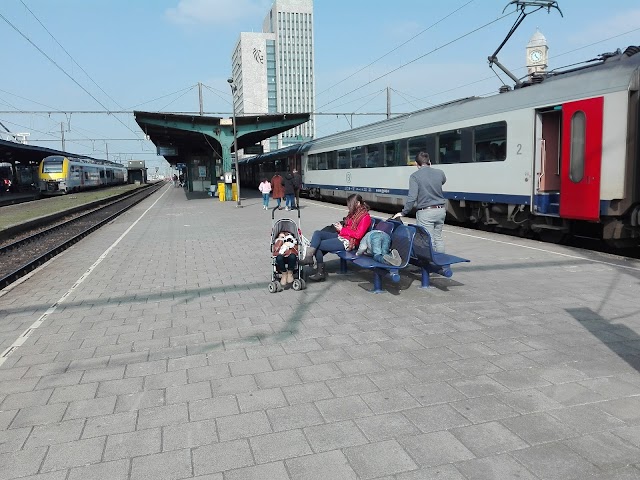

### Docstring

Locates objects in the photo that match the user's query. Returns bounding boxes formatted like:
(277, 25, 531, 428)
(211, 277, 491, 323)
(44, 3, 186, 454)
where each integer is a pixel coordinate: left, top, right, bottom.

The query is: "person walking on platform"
(258, 178, 272, 210)
(293, 168, 302, 209)
(271, 172, 285, 210)
(393, 151, 447, 253)
(172, 174, 178, 187)
(282, 171, 296, 211)
(300, 194, 371, 282)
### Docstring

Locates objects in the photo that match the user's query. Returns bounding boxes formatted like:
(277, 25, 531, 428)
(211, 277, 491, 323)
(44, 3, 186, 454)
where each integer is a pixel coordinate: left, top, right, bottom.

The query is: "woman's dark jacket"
(282, 173, 296, 195)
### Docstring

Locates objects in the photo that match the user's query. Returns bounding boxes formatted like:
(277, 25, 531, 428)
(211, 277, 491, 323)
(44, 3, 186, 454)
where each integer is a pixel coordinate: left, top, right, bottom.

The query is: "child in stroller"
(274, 231, 298, 284)
(269, 218, 307, 292)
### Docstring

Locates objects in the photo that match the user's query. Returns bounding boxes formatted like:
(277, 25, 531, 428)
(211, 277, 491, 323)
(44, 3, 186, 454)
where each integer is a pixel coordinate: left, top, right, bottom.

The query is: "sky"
(1, 0, 639, 176)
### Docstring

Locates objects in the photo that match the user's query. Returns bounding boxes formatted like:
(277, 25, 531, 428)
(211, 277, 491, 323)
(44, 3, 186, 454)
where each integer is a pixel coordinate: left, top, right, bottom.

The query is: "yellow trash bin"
(217, 182, 225, 201)
(232, 183, 238, 202)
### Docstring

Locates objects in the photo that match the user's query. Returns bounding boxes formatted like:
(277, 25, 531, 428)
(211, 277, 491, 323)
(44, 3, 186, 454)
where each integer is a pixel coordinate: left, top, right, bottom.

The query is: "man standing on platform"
(292, 168, 302, 209)
(393, 151, 447, 253)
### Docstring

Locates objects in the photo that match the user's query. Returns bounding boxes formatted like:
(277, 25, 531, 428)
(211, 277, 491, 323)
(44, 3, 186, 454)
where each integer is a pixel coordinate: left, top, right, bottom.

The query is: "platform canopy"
(133, 111, 310, 166)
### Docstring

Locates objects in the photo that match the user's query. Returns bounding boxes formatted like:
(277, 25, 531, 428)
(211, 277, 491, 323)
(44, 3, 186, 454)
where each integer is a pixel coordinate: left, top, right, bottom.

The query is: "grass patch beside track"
(0, 184, 145, 232)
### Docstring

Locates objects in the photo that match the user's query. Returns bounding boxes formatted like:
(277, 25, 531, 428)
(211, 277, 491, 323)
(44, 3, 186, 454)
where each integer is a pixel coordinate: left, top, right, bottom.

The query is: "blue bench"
(409, 224, 470, 288)
(331, 218, 470, 293)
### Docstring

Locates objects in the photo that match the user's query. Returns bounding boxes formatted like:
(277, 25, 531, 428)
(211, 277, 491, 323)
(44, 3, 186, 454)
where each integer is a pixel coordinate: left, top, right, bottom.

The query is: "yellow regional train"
(39, 155, 128, 194)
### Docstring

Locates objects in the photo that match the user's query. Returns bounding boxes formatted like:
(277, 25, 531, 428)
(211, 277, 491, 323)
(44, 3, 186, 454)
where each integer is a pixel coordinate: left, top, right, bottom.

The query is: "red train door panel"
(559, 97, 604, 221)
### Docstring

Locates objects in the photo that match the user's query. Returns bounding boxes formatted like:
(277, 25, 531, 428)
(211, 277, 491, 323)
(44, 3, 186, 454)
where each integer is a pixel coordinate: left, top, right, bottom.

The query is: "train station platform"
(1, 185, 640, 479)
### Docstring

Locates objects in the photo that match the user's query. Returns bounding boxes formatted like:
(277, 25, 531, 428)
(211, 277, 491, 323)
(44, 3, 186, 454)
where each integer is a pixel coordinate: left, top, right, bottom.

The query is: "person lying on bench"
(356, 221, 401, 266)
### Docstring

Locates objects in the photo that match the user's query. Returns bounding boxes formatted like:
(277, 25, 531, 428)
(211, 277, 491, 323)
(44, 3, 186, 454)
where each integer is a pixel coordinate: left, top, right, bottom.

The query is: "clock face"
(529, 49, 543, 63)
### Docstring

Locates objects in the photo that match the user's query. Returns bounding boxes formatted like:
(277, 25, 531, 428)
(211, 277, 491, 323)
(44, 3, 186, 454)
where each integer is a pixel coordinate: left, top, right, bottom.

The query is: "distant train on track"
(241, 45, 640, 247)
(39, 155, 128, 194)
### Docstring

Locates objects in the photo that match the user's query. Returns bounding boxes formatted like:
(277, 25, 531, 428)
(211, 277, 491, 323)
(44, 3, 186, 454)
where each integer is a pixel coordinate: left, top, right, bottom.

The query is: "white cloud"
(165, 0, 268, 26)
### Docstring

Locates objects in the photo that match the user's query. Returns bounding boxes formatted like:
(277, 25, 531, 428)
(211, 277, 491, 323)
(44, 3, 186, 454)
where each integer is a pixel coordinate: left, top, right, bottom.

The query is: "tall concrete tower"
(232, 0, 315, 152)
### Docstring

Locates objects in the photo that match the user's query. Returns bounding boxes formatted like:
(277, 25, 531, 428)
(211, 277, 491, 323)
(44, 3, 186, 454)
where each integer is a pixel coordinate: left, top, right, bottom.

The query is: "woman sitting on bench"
(300, 194, 371, 282)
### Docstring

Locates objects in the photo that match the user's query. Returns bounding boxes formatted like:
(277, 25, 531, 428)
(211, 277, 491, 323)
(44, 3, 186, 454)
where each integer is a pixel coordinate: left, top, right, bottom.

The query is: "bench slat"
(431, 252, 470, 266)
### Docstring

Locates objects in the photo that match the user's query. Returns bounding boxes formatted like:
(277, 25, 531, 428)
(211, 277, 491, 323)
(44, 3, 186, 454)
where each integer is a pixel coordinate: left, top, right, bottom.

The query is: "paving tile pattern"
(1, 188, 640, 479)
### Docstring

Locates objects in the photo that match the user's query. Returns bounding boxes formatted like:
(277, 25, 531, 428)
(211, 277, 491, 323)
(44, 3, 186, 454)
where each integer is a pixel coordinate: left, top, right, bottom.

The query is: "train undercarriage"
(448, 199, 640, 248)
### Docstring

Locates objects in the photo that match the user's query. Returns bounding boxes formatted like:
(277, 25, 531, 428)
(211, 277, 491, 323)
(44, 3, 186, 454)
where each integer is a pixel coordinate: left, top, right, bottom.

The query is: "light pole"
(227, 78, 242, 207)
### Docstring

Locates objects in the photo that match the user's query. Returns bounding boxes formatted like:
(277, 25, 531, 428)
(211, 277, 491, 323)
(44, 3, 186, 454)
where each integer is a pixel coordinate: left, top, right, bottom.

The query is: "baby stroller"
(268, 207, 308, 293)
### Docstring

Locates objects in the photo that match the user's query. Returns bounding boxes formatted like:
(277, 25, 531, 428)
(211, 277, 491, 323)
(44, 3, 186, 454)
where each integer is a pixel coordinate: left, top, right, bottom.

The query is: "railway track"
(0, 183, 165, 289)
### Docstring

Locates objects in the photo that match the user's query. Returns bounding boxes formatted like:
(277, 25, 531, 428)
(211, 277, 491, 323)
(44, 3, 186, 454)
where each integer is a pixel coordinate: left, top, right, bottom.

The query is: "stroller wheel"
(299, 279, 306, 290)
(292, 279, 302, 291)
(268, 281, 278, 293)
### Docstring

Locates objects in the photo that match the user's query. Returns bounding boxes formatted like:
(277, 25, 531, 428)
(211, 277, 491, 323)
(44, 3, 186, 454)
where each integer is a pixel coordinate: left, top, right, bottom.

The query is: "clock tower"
(526, 29, 548, 76)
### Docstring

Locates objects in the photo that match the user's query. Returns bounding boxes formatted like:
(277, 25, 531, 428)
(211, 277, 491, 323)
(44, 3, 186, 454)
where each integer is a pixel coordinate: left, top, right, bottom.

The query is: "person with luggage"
(393, 151, 447, 253)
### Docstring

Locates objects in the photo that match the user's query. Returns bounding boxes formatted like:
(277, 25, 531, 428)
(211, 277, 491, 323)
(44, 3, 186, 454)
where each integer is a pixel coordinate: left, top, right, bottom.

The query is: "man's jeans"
(285, 194, 295, 209)
(416, 207, 446, 253)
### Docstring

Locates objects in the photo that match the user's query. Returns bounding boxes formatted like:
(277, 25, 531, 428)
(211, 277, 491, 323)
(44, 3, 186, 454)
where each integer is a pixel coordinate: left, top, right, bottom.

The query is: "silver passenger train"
(242, 45, 640, 246)
(39, 155, 128, 194)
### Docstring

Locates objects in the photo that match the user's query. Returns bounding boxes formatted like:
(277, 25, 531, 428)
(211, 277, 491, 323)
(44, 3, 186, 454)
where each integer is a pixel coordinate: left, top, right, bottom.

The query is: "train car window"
(461, 128, 474, 163)
(408, 135, 427, 165)
(424, 135, 437, 164)
(569, 111, 586, 183)
(365, 144, 381, 168)
(318, 152, 328, 170)
(327, 151, 338, 170)
(350, 146, 364, 168)
(438, 130, 462, 164)
(474, 122, 507, 162)
(384, 141, 400, 167)
(308, 154, 317, 170)
(338, 149, 350, 169)
(407, 135, 436, 165)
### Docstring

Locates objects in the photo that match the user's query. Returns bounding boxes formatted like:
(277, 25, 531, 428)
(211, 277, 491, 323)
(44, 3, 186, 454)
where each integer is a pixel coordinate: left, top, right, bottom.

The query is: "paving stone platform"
(1, 184, 640, 480)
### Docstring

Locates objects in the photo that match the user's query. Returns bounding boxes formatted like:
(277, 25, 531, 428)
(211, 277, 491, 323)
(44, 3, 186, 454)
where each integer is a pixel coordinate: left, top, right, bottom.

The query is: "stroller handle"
(271, 205, 301, 221)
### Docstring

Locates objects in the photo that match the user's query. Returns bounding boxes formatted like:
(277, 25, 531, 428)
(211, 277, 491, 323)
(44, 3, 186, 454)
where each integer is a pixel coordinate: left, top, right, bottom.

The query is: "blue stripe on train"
(305, 183, 531, 205)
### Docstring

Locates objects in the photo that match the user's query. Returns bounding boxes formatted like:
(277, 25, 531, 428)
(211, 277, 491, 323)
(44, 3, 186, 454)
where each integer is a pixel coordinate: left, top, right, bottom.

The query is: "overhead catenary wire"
(0, 92, 97, 145)
(318, 10, 516, 111)
(316, 0, 476, 98)
(126, 84, 199, 110)
(0, 11, 140, 137)
(0, 117, 92, 150)
(19, 0, 125, 110)
(390, 25, 640, 110)
(156, 85, 197, 112)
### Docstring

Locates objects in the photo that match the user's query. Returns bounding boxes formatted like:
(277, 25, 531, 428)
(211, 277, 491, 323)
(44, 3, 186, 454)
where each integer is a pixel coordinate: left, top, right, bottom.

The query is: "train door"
(534, 108, 562, 214)
(559, 97, 604, 221)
